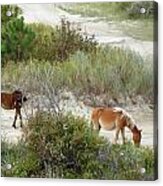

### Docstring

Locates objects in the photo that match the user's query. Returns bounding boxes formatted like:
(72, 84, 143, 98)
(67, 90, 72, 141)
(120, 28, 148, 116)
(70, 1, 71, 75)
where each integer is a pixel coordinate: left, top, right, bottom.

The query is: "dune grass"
(2, 46, 153, 104)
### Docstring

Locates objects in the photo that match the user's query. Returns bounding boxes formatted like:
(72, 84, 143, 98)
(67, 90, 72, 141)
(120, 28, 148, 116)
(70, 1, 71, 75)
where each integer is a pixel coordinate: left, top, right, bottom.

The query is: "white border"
(0, 0, 162, 186)
(0, 0, 155, 4)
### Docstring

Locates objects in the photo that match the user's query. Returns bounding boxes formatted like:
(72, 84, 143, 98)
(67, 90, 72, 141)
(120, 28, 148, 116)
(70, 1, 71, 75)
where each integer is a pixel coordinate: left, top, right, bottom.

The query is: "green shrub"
(2, 16, 35, 65)
(1, 141, 40, 177)
(2, 18, 97, 65)
(23, 111, 108, 178)
(1, 5, 22, 25)
(29, 19, 97, 62)
(104, 143, 155, 180)
(1, 112, 155, 180)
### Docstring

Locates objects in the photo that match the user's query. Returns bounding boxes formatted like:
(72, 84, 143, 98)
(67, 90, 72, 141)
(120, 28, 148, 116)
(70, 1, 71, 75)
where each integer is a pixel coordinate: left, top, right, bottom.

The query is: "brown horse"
(1, 90, 28, 128)
(91, 107, 142, 147)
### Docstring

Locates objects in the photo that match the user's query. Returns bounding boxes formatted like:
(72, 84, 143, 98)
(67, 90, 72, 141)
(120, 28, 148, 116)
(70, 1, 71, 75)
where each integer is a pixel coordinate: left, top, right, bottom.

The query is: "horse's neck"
(126, 117, 136, 131)
(128, 125, 135, 132)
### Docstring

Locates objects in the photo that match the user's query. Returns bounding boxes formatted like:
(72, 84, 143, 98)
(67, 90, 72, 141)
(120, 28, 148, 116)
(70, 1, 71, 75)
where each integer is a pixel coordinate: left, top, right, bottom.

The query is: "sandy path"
(18, 4, 153, 59)
(1, 109, 25, 144)
(1, 93, 154, 147)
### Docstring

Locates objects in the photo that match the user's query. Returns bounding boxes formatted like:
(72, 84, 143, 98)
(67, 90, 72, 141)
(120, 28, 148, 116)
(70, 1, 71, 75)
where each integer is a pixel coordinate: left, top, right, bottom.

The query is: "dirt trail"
(1, 93, 154, 147)
(18, 4, 153, 59)
(1, 109, 25, 144)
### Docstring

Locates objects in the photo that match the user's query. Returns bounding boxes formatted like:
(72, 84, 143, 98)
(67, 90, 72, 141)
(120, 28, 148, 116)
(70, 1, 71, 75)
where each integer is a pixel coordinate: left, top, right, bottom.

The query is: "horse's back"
(91, 107, 120, 123)
(1, 92, 14, 109)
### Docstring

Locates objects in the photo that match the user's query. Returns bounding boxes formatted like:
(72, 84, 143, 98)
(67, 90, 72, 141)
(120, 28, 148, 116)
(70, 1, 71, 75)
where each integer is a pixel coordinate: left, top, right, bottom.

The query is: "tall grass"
(2, 46, 153, 103)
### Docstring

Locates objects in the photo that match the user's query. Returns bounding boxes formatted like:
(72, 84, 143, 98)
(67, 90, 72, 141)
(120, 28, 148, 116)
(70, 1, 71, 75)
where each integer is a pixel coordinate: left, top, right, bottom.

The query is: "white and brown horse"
(91, 107, 142, 147)
(1, 90, 27, 128)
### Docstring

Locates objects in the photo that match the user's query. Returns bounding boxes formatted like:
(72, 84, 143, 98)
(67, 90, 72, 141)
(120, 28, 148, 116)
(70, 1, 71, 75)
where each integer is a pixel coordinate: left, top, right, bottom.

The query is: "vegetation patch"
(1, 112, 155, 180)
(2, 46, 153, 103)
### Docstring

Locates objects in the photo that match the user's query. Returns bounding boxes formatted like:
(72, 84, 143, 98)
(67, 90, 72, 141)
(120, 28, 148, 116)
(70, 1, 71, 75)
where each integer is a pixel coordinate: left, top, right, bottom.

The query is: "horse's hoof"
(12, 125, 16, 129)
(112, 140, 117, 145)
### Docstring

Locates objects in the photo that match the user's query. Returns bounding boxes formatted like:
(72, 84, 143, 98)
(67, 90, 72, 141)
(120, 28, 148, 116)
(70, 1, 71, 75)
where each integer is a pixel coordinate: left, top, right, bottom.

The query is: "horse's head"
(132, 126, 142, 147)
(13, 90, 28, 107)
(13, 90, 23, 103)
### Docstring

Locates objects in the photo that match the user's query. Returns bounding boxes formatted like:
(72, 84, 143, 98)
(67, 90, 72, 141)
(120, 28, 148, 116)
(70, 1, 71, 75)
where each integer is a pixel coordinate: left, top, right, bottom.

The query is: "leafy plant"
(2, 16, 35, 65)
(1, 141, 40, 177)
(29, 19, 97, 62)
(1, 112, 155, 180)
(23, 111, 107, 178)
(1, 5, 22, 25)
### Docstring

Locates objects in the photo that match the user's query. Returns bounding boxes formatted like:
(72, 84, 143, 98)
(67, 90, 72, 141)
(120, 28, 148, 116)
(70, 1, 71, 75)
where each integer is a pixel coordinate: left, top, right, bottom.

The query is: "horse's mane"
(13, 90, 22, 94)
(113, 107, 136, 129)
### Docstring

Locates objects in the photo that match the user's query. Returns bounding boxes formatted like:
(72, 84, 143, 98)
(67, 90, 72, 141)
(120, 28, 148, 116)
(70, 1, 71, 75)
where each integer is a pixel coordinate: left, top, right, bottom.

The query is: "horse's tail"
(96, 107, 105, 118)
(91, 107, 104, 130)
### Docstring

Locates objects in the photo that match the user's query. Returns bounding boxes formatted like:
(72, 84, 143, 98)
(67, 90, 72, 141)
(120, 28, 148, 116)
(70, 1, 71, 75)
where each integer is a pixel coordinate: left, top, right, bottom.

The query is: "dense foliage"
(1, 5, 22, 25)
(29, 20, 97, 62)
(2, 17, 35, 64)
(2, 5, 97, 65)
(1, 5, 35, 65)
(1, 112, 154, 180)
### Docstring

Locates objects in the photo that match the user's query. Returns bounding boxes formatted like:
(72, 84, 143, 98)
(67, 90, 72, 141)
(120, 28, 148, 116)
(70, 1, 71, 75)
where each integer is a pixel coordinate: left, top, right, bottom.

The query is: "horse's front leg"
(12, 111, 18, 129)
(113, 127, 120, 144)
(18, 109, 23, 128)
(121, 128, 126, 144)
(91, 121, 101, 133)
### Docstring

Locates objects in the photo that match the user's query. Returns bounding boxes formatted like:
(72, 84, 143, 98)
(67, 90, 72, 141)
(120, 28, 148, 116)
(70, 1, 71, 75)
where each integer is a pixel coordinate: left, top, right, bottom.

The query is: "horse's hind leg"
(121, 128, 126, 144)
(113, 127, 120, 144)
(20, 113, 23, 128)
(92, 121, 101, 132)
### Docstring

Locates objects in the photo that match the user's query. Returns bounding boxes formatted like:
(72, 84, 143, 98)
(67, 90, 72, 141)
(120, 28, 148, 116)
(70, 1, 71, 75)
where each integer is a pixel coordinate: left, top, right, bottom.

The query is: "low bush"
(23, 111, 108, 178)
(1, 141, 40, 177)
(29, 20, 97, 62)
(1, 112, 155, 180)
